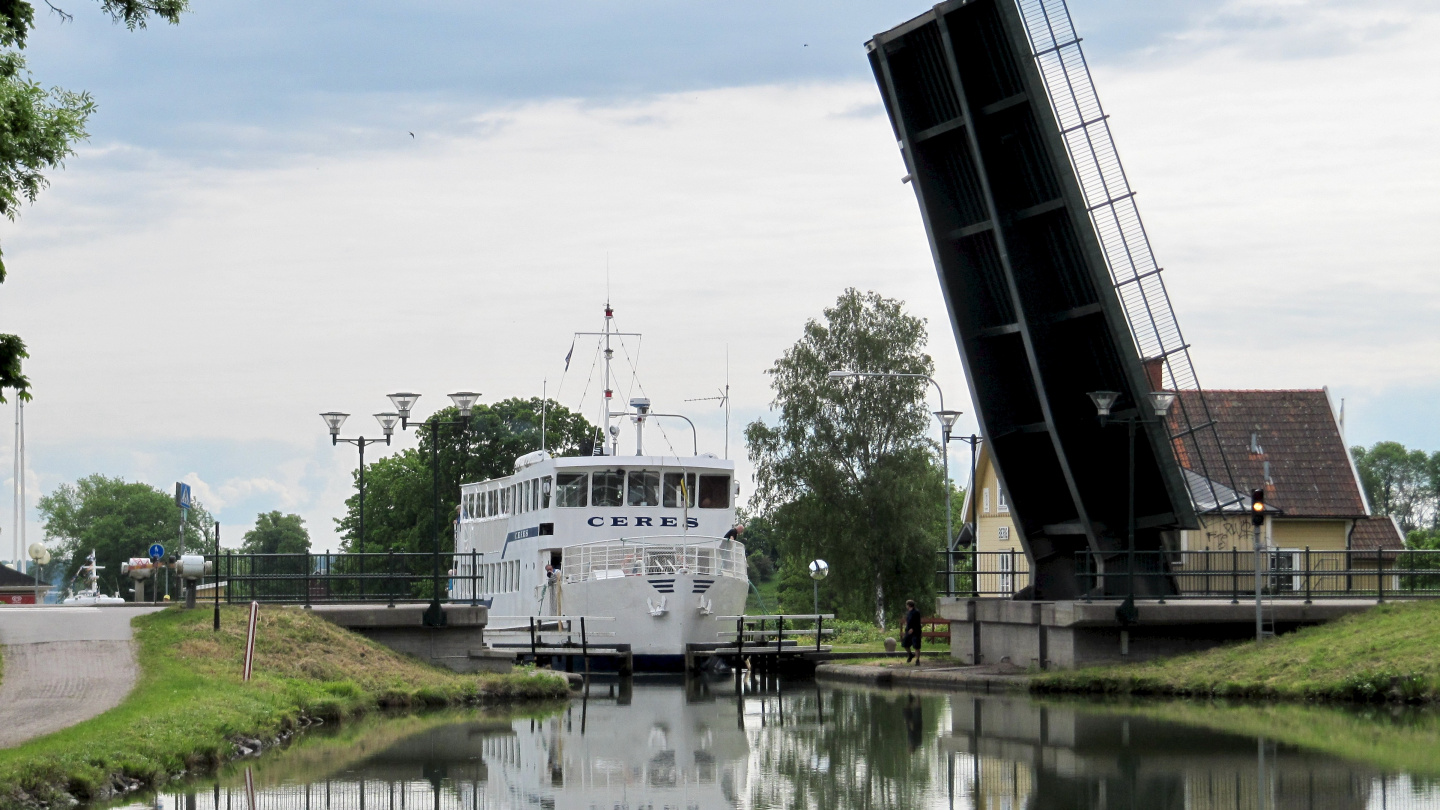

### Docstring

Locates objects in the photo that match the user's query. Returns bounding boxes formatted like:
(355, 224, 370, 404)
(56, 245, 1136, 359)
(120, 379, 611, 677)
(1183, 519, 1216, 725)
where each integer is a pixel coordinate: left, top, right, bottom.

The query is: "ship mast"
(573, 302, 640, 457)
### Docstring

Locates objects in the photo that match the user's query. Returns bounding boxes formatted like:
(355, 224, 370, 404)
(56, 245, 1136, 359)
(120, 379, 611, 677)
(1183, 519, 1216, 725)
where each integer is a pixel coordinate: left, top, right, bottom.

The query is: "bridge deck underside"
(868, 0, 1197, 599)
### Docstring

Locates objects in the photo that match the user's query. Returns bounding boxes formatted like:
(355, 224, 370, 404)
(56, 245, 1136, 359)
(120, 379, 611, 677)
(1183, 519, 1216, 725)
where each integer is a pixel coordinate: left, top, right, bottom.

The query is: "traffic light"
(1250, 488, 1266, 527)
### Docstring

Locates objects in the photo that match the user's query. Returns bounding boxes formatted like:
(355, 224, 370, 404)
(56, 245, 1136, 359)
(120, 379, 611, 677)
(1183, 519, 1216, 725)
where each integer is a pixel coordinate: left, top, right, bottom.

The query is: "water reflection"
(122, 678, 1439, 810)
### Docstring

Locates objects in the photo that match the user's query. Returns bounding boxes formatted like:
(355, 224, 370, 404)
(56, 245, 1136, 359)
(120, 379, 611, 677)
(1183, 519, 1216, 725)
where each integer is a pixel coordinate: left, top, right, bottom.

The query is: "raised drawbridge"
(867, 0, 1243, 599)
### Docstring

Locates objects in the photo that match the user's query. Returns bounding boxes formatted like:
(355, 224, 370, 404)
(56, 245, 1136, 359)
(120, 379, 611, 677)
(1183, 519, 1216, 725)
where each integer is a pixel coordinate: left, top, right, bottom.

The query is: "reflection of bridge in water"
(942, 695, 1434, 810)
(137, 682, 1436, 810)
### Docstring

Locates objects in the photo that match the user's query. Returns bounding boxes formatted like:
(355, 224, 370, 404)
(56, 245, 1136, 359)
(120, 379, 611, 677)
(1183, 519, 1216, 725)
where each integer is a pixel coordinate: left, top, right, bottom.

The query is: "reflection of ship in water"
(943, 695, 1401, 810)
(130, 684, 1436, 810)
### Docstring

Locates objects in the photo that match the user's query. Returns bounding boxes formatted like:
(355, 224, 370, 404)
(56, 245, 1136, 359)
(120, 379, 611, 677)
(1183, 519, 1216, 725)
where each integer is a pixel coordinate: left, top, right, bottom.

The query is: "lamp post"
(1086, 389, 1177, 618)
(388, 391, 481, 628)
(953, 433, 982, 597)
(322, 411, 400, 601)
(827, 370, 963, 567)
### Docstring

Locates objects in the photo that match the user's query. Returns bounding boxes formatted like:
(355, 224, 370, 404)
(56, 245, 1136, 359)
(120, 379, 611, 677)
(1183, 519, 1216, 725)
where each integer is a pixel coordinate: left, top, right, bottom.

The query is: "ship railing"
(562, 536, 748, 584)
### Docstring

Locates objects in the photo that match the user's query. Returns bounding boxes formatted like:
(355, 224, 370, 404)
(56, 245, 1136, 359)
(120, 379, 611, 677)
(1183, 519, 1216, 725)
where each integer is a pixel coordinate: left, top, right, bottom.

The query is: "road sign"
(149, 544, 165, 560)
(175, 482, 192, 510)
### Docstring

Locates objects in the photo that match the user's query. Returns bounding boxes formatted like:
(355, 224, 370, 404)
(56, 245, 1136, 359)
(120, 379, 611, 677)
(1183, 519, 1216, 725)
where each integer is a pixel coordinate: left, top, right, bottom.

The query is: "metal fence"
(938, 549, 1440, 600)
(561, 536, 746, 585)
(212, 550, 486, 606)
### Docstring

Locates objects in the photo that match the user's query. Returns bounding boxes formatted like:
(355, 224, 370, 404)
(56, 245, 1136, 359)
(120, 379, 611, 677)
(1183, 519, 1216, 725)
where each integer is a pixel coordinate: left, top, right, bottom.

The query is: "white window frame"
(997, 485, 1008, 513)
(983, 487, 990, 514)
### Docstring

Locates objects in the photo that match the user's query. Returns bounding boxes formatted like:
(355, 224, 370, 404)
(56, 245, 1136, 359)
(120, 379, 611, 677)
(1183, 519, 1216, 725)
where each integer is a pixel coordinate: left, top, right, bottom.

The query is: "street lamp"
(388, 390, 480, 627)
(321, 411, 400, 601)
(1087, 389, 1177, 618)
(828, 370, 963, 565)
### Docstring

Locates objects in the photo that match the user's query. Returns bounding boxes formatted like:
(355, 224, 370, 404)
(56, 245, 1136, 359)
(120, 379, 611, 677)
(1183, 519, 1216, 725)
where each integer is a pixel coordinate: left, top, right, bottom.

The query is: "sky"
(1, 0, 1437, 558)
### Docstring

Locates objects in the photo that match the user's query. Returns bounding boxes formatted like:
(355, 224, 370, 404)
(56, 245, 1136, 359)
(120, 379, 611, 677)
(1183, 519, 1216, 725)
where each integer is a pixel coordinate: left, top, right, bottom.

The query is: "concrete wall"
(939, 597, 1378, 669)
(308, 604, 513, 673)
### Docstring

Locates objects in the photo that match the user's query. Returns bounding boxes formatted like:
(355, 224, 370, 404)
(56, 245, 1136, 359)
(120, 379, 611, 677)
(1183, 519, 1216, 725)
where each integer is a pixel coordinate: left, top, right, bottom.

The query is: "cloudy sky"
(2, 0, 1436, 557)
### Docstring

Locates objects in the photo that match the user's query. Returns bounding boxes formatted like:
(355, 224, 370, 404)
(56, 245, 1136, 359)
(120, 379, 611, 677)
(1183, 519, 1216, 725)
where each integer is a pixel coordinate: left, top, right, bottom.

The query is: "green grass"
(1034, 601, 1440, 703)
(0, 605, 569, 808)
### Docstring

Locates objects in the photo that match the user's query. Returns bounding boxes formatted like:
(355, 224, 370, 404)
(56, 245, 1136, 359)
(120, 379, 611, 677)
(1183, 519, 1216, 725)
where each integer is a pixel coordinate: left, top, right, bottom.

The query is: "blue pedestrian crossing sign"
(174, 482, 192, 510)
(149, 544, 165, 560)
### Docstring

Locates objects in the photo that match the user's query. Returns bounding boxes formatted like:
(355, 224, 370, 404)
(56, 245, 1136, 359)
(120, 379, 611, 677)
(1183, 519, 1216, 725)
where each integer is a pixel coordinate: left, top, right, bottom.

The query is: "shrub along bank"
(1033, 601, 1440, 703)
(0, 605, 569, 808)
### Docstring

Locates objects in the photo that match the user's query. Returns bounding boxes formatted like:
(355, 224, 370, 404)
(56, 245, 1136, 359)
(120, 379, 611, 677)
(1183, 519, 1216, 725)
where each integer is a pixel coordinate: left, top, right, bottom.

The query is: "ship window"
(541, 476, 553, 509)
(487, 490, 496, 517)
(592, 471, 624, 507)
(627, 470, 660, 506)
(663, 473, 696, 508)
(532, 479, 540, 511)
(556, 474, 587, 507)
(523, 480, 533, 513)
(698, 475, 731, 509)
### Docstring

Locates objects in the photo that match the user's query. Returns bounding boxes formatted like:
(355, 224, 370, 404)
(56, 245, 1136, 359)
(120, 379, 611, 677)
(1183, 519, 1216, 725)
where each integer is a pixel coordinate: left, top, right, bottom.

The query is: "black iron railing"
(210, 550, 490, 605)
(938, 548, 1440, 600)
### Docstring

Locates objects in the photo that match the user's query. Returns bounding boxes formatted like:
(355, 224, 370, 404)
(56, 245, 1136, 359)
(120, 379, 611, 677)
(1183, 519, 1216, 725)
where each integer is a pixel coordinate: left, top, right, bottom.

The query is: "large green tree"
(1352, 441, 1437, 534)
(37, 474, 211, 595)
(335, 397, 594, 555)
(0, 0, 187, 400)
(240, 511, 310, 554)
(746, 289, 946, 627)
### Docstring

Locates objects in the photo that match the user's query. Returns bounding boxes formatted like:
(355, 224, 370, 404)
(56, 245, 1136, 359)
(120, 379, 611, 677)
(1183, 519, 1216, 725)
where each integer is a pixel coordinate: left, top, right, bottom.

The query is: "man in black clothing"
(902, 599, 922, 664)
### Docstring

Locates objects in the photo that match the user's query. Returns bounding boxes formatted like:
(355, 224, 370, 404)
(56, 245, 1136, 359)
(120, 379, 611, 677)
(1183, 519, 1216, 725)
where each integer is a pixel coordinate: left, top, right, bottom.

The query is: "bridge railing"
(938, 548, 1440, 600)
(210, 550, 485, 605)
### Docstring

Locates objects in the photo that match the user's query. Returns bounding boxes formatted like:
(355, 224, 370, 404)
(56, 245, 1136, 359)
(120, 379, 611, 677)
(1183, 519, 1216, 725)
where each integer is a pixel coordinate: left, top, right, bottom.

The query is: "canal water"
(120, 677, 1440, 809)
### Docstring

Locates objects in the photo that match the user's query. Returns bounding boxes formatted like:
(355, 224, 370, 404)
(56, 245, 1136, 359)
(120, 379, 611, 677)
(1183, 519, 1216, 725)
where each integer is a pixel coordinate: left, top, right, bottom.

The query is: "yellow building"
(965, 388, 1402, 598)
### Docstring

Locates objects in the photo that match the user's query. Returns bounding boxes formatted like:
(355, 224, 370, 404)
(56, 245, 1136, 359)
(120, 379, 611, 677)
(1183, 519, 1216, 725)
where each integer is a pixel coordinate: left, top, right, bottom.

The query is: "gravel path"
(0, 606, 166, 748)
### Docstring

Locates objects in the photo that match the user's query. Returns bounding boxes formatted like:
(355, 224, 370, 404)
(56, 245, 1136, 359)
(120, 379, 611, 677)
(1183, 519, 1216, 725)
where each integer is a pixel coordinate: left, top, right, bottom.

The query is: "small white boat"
(61, 550, 126, 606)
(452, 302, 748, 670)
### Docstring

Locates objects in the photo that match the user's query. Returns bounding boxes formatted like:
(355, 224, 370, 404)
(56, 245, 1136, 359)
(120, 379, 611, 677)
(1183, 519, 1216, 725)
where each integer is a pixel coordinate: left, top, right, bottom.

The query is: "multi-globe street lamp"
(387, 391, 481, 627)
(1085, 389, 1177, 616)
(321, 410, 400, 599)
(827, 370, 964, 567)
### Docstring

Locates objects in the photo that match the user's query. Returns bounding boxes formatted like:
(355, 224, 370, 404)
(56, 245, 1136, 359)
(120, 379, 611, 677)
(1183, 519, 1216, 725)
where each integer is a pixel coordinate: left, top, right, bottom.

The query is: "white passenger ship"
(451, 304, 747, 669)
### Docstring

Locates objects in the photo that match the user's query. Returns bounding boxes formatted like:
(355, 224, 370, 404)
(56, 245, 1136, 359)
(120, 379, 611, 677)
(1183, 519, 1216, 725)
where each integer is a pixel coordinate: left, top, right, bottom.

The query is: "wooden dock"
(686, 614, 835, 673)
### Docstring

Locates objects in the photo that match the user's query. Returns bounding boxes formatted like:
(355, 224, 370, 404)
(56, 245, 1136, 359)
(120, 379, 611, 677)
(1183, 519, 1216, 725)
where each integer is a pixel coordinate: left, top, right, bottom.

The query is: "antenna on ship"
(685, 345, 730, 459)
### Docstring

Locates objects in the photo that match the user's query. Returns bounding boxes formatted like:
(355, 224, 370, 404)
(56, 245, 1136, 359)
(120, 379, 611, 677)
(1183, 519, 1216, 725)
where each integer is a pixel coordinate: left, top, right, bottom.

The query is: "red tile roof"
(1350, 515, 1405, 552)
(1172, 390, 1367, 518)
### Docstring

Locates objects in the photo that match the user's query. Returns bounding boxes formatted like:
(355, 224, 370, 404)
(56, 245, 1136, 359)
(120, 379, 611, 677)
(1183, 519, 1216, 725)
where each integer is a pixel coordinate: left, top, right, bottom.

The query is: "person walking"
(902, 599, 923, 664)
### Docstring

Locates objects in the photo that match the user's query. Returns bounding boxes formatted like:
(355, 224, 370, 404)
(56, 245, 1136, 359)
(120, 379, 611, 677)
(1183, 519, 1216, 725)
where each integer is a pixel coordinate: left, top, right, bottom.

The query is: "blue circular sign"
(148, 544, 165, 560)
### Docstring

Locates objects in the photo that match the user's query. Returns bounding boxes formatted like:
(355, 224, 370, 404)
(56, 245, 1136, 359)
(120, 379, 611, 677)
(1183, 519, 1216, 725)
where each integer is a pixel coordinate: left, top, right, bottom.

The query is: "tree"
(37, 474, 211, 595)
(240, 511, 310, 554)
(0, 0, 188, 401)
(1352, 441, 1434, 533)
(335, 398, 594, 555)
(746, 289, 946, 628)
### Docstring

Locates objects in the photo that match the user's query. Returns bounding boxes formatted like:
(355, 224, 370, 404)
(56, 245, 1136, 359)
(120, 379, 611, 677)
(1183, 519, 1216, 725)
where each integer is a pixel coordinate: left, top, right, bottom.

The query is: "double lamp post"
(323, 390, 480, 627)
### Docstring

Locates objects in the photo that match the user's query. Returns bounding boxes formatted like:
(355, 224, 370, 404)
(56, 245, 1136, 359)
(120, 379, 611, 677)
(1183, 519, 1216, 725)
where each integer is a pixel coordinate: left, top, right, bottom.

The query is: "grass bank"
(1034, 601, 1440, 703)
(0, 605, 569, 808)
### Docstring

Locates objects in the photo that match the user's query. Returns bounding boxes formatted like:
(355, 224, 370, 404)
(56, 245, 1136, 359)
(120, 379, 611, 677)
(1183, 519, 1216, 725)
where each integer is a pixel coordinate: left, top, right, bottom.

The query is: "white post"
(244, 601, 260, 681)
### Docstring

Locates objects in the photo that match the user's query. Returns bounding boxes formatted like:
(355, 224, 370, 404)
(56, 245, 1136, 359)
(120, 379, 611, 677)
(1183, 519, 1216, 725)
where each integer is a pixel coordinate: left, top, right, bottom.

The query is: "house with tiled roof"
(1170, 389, 1402, 555)
(967, 388, 1403, 596)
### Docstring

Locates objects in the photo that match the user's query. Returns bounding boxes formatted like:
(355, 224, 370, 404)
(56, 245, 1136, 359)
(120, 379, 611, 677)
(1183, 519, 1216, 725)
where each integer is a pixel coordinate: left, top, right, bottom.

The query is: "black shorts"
(902, 631, 921, 649)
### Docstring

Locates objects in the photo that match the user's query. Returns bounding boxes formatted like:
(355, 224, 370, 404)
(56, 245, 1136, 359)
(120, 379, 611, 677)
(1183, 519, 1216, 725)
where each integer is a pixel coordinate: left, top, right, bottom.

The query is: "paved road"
(0, 606, 166, 748)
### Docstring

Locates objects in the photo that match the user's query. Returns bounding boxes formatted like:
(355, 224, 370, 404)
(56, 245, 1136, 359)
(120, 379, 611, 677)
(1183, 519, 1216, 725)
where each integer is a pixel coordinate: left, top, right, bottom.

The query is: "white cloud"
(2, 0, 1438, 553)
